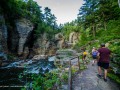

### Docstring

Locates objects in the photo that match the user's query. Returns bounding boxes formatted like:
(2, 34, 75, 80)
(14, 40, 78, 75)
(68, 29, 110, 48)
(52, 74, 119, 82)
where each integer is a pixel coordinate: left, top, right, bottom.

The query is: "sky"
(34, 0, 84, 25)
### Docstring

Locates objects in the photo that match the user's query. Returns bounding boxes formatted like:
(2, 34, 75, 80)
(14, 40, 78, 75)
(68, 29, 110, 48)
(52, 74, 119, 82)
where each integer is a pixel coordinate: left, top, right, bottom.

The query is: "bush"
(108, 73, 120, 84)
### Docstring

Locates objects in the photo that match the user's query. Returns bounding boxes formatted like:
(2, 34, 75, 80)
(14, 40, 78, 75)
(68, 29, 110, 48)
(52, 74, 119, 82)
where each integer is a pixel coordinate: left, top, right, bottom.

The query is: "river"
(0, 56, 56, 90)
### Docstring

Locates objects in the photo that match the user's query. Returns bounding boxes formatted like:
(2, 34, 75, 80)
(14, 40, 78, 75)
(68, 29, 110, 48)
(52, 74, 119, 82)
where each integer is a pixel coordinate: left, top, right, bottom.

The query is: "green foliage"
(60, 22, 80, 40)
(75, 19, 120, 49)
(21, 70, 61, 90)
(0, 0, 59, 40)
(108, 73, 120, 84)
(75, 29, 89, 47)
(32, 75, 44, 90)
(44, 71, 60, 90)
(108, 40, 120, 67)
(34, 6, 59, 39)
(7, 53, 16, 60)
(94, 20, 120, 43)
(77, 0, 120, 37)
(0, 0, 23, 19)
(26, 0, 42, 23)
(61, 73, 68, 83)
(72, 0, 120, 84)
(80, 31, 88, 45)
(71, 66, 78, 74)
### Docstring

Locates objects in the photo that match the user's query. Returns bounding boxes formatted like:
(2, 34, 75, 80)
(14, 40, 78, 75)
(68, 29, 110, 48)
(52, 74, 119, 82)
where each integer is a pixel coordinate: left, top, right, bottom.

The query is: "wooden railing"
(68, 56, 80, 90)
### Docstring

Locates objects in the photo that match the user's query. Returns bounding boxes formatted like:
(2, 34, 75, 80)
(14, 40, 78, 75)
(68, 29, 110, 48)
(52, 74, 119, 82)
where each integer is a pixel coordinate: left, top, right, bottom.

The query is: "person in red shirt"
(97, 43, 111, 82)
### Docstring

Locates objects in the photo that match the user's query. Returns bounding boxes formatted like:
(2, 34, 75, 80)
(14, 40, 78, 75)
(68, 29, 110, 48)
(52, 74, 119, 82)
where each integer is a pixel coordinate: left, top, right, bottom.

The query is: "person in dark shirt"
(97, 43, 111, 82)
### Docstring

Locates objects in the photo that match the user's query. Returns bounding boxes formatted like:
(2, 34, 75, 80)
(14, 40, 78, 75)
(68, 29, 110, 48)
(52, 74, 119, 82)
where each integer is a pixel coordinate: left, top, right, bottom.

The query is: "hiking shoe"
(97, 74, 102, 78)
(104, 78, 107, 82)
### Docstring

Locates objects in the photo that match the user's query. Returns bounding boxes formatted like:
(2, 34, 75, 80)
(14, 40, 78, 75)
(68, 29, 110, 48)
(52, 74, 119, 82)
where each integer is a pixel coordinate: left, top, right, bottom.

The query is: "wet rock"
(55, 33, 66, 49)
(23, 47, 29, 59)
(32, 55, 48, 60)
(0, 52, 7, 60)
(15, 18, 33, 55)
(33, 33, 57, 56)
(0, 14, 8, 52)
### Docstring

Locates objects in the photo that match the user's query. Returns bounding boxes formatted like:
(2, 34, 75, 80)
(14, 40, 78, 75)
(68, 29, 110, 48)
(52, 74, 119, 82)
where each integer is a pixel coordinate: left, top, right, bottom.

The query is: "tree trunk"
(102, 12, 107, 30)
(104, 21, 107, 30)
(96, 24, 98, 31)
(92, 23, 96, 39)
(118, 0, 120, 8)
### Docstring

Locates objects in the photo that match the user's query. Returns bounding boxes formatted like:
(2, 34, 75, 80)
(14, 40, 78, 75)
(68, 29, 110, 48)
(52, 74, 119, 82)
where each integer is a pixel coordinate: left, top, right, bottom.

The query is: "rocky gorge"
(0, 13, 80, 89)
(0, 13, 80, 66)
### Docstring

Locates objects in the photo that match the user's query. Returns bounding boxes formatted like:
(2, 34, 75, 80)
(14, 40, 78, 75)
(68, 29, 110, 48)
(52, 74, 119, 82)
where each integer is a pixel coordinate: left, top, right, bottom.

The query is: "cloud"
(34, 0, 84, 24)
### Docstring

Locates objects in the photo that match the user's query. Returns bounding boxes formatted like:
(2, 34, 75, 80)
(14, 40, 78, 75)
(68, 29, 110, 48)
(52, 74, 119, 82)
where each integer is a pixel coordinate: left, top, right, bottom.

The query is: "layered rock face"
(33, 33, 57, 56)
(69, 32, 79, 45)
(0, 14, 8, 62)
(55, 33, 66, 49)
(15, 18, 33, 55)
(1, 15, 80, 59)
(0, 15, 61, 59)
(33, 33, 47, 55)
(0, 16, 34, 59)
(33, 32, 69, 56)
(0, 14, 8, 52)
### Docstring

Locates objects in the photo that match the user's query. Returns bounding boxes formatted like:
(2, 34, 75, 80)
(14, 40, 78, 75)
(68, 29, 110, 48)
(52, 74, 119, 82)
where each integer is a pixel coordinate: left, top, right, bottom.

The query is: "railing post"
(68, 60, 72, 90)
(68, 56, 80, 90)
(78, 56, 80, 70)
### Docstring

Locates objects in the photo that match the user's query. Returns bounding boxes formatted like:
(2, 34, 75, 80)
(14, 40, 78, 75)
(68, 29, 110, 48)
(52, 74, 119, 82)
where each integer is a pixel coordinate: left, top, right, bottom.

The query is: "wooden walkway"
(72, 61, 120, 90)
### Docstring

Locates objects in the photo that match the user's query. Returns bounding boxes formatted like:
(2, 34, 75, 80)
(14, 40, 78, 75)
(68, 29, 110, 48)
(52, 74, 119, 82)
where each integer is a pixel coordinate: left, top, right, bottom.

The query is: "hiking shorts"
(92, 55, 97, 59)
(82, 55, 86, 60)
(97, 62, 109, 69)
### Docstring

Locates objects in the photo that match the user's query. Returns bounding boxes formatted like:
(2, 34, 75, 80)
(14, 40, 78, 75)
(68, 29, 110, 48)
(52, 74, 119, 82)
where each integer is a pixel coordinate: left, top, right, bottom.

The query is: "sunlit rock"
(55, 33, 66, 49)
(15, 18, 33, 55)
(32, 55, 48, 60)
(69, 32, 79, 45)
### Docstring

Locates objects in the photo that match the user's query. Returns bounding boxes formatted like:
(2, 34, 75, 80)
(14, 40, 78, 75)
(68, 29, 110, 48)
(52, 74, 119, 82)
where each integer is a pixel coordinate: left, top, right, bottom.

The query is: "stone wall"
(0, 14, 8, 52)
(69, 32, 79, 45)
(15, 18, 33, 55)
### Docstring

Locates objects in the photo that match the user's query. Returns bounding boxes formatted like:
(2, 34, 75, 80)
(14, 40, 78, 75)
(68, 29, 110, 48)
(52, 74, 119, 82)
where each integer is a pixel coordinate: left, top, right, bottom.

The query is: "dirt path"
(72, 61, 120, 90)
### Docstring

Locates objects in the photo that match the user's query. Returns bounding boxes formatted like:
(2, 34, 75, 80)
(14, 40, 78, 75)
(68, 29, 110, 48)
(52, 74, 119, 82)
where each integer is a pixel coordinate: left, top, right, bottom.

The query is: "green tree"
(26, 0, 43, 24)
(43, 7, 58, 39)
(78, 0, 99, 38)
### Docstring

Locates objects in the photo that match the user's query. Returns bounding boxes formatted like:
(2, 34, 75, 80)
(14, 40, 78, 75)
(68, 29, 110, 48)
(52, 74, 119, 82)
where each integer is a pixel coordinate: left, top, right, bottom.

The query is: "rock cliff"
(0, 14, 8, 52)
(15, 18, 33, 55)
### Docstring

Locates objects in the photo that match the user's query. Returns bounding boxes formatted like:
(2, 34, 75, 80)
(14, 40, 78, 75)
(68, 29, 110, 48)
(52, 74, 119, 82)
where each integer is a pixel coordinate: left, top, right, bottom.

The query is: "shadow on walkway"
(72, 61, 120, 90)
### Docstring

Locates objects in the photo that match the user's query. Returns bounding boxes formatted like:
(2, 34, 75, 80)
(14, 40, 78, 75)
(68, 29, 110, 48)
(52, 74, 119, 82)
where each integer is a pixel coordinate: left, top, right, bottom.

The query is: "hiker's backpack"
(83, 52, 87, 55)
(92, 51, 98, 56)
